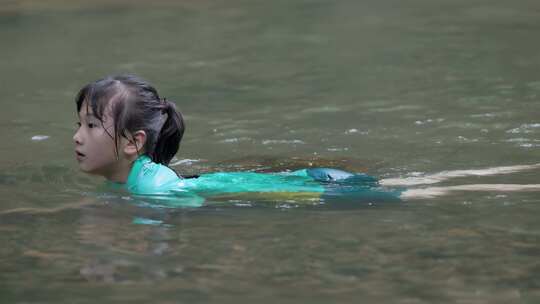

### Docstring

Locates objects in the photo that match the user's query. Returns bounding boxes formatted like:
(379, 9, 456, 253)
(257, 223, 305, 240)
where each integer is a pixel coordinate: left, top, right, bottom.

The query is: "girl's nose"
(73, 129, 82, 145)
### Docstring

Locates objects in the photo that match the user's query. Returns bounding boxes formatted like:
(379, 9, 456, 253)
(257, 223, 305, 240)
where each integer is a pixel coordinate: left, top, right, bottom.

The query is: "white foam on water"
(505, 138, 530, 142)
(368, 104, 422, 113)
(470, 113, 496, 118)
(380, 163, 540, 186)
(301, 106, 342, 113)
(506, 123, 540, 134)
(169, 159, 202, 166)
(31, 135, 49, 141)
(414, 118, 445, 126)
(401, 184, 540, 200)
(220, 137, 252, 143)
(344, 128, 369, 135)
(456, 136, 479, 143)
(327, 147, 349, 152)
(262, 139, 305, 145)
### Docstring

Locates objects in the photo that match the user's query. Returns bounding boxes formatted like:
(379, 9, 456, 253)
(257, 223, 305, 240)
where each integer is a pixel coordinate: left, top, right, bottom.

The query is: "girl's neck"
(104, 157, 137, 183)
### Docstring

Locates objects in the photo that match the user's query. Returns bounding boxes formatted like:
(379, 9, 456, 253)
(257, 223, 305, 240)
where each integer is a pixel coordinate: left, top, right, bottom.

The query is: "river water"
(1, 0, 540, 303)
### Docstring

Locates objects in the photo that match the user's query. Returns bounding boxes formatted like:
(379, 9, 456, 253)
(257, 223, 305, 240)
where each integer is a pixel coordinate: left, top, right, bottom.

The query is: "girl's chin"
(78, 167, 95, 174)
(77, 163, 99, 175)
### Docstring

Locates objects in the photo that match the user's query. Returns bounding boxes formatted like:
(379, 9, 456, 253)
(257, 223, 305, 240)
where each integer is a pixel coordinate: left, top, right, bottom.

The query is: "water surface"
(1, 0, 540, 302)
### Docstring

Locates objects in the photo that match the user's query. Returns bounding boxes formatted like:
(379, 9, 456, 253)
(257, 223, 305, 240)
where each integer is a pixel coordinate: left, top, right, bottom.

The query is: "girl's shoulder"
(126, 155, 181, 195)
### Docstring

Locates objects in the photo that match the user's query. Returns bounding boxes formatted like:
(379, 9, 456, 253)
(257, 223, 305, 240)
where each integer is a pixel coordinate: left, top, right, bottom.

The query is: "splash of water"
(380, 163, 540, 187)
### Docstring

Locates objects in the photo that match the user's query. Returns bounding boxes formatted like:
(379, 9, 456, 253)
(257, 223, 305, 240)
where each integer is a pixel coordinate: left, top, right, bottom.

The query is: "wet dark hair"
(75, 74, 184, 165)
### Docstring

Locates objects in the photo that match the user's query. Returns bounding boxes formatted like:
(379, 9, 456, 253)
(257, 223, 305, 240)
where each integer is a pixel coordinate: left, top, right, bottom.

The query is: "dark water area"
(1, 0, 540, 303)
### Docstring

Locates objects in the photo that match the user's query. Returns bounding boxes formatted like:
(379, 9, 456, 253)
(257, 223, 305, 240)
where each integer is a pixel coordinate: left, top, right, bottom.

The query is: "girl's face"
(73, 101, 125, 180)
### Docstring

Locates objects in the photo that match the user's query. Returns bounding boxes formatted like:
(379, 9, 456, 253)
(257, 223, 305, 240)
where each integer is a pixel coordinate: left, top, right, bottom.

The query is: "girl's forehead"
(78, 101, 94, 116)
(78, 101, 91, 115)
(78, 99, 114, 120)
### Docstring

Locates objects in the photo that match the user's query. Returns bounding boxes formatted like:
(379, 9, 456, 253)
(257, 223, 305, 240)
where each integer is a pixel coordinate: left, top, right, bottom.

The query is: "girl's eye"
(88, 123, 97, 129)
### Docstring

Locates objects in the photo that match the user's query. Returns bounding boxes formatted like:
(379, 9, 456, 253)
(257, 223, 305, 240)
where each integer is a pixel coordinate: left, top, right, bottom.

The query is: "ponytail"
(152, 99, 185, 165)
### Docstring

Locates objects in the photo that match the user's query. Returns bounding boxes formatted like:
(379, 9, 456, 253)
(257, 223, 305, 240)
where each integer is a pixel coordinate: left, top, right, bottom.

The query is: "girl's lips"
(75, 151, 86, 160)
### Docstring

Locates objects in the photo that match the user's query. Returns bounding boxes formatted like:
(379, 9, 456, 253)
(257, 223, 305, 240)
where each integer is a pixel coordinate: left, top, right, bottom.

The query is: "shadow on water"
(172, 155, 381, 175)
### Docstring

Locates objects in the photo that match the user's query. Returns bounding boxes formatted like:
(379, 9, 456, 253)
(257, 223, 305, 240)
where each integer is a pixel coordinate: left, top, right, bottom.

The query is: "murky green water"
(2, 0, 540, 302)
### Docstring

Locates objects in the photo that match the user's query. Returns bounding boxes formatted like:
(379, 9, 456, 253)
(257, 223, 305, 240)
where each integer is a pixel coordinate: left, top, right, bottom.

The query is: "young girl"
(73, 74, 540, 206)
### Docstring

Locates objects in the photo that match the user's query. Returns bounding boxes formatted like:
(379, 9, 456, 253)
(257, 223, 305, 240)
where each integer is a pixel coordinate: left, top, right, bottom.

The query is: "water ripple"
(506, 123, 540, 134)
(262, 139, 305, 145)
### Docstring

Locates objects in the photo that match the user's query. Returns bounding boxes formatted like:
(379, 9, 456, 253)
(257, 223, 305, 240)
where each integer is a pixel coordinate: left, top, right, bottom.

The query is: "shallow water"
(2, 0, 540, 302)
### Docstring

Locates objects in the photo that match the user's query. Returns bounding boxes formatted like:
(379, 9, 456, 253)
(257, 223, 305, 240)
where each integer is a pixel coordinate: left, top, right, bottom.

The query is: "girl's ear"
(124, 130, 147, 158)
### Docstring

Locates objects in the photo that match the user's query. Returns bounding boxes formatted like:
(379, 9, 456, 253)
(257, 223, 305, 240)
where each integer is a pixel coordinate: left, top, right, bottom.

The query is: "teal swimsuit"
(111, 155, 402, 207)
